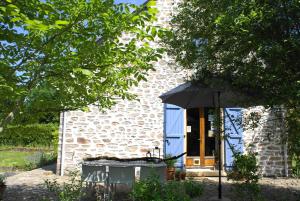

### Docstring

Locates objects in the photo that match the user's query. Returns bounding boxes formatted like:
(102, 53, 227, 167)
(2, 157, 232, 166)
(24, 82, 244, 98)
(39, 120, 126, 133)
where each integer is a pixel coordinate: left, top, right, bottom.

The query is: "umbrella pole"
(217, 91, 222, 199)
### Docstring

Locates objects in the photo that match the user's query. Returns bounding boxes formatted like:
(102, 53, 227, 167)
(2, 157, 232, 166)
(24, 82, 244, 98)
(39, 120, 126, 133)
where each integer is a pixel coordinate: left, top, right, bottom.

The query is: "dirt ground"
(195, 177, 300, 201)
(0, 165, 299, 201)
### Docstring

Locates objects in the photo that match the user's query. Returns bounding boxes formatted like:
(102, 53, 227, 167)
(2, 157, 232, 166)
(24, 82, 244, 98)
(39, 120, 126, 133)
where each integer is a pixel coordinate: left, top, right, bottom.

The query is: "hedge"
(0, 124, 59, 147)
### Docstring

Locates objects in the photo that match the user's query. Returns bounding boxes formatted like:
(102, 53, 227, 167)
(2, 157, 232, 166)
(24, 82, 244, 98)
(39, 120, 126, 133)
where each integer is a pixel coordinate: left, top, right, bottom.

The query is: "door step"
(186, 169, 227, 177)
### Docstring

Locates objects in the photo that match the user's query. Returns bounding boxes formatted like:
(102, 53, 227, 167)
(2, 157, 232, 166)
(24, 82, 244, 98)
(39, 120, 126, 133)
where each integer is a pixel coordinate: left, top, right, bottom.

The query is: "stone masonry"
(56, 0, 186, 174)
(243, 107, 290, 176)
(56, 0, 289, 177)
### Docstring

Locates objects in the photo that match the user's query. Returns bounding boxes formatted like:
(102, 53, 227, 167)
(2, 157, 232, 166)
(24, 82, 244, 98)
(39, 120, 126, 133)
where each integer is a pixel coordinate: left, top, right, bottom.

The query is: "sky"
(114, 0, 147, 5)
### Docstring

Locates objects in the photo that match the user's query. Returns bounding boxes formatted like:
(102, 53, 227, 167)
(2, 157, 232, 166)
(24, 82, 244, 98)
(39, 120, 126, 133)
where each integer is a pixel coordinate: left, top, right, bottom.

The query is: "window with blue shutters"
(224, 108, 244, 170)
(164, 104, 184, 168)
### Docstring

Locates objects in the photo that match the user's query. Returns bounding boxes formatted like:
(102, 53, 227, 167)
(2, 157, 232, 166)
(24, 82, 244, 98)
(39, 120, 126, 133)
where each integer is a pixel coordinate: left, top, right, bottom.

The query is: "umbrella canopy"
(159, 80, 260, 200)
(159, 81, 258, 108)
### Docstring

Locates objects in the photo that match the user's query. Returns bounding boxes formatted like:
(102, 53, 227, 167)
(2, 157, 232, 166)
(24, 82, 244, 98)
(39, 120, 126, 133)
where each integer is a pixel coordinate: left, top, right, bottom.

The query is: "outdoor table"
(82, 159, 166, 200)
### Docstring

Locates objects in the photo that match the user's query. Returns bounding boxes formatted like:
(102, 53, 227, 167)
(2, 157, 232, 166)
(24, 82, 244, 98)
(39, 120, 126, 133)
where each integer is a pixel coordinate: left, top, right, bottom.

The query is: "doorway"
(186, 108, 216, 167)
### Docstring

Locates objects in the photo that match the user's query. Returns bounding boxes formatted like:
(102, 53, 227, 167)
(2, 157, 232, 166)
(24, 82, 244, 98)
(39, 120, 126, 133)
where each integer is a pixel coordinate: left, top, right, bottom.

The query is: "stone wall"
(56, 0, 186, 174)
(56, 0, 290, 177)
(243, 107, 290, 176)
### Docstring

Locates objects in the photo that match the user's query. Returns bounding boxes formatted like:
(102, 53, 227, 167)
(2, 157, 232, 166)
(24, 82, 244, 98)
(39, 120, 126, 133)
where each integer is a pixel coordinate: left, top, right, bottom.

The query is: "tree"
(0, 0, 163, 127)
(166, 0, 300, 108)
(166, 0, 300, 173)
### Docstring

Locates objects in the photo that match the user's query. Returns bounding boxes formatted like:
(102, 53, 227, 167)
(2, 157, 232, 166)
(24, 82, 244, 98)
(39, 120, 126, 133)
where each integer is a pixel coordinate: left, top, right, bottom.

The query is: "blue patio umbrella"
(159, 80, 259, 200)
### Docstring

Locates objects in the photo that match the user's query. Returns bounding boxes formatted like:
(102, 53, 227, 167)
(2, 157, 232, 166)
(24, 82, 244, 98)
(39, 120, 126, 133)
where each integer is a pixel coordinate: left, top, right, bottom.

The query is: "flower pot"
(166, 167, 175, 180)
(180, 172, 186, 180)
(175, 171, 181, 181)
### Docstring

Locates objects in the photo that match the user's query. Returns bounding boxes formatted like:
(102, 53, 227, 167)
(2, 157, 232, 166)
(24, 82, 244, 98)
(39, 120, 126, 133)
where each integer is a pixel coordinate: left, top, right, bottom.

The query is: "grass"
(0, 151, 33, 168)
(0, 145, 54, 151)
(0, 146, 57, 171)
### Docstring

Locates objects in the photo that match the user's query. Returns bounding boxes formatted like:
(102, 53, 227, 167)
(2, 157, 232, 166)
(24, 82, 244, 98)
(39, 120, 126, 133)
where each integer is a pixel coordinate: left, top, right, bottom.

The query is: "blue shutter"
(164, 104, 184, 168)
(224, 108, 244, 170)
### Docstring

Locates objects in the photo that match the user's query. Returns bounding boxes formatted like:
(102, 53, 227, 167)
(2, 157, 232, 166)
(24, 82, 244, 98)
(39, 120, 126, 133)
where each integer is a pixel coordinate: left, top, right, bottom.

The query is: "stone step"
(186, 169, 227, 177)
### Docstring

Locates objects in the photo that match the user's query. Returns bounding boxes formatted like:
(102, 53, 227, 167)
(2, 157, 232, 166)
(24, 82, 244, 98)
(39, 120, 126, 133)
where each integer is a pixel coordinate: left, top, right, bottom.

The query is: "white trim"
(220, 109, 225, 170)
(60, 112, 67, 176)
(183, 109, 187, 167)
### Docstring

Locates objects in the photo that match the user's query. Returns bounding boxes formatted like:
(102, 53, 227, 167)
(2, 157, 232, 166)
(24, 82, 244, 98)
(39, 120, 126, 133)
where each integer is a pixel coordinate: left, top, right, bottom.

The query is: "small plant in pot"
(180, 168, 186, 180)
(175, 168, 187, 181)
(165, 154, 176, 180)
(0, 174, 6, 199)
(175, 169, 181, 181)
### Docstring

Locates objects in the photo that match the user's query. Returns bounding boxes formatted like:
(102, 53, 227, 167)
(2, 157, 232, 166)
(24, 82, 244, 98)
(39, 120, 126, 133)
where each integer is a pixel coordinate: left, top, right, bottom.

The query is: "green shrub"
(130, 175, 163, 201)
(25, 151, 57, 170)
(227, 152, 264, 201)
(130, 176, 203, 201)
(292, 157, 300, 178)
(0, 124, 58, 147)
(0, 174, 6, 187)
(227, 152, 259, 183)
(164, 181, 190, 201)
(183, 180, 203, 198)
(44, 171, 85, 201)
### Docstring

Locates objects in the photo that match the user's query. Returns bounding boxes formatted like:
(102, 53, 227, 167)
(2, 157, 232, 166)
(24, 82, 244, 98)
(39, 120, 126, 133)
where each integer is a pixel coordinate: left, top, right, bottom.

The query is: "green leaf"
(73, 68, 93, 77)
(151, 27, 157, 37)
(146, 0, 156, 7)
(55, 20, 69, 25)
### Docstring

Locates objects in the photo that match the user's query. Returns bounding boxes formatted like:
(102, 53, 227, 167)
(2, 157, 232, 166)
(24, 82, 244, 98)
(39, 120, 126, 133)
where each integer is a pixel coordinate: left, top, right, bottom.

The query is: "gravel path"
(1, 166, 299, 201)
(195, 177, 300, 201)
(1, 164, 69, 201)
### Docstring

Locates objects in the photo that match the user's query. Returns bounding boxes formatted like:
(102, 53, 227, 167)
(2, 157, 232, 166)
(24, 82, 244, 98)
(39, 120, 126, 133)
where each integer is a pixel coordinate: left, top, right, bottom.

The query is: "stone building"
(56, 0, 290, 177)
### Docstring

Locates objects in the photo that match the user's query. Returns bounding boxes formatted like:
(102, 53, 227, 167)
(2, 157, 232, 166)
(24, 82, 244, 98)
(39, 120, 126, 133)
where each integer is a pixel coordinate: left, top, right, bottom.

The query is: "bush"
(44, 171, 85, 201)
(183, 180, 203, 198)
(227, 152, 264, 201)
(292, 157, 300, 178)
(25, 151, 57, 170)
(227, 152, 259, 183)
(0, 124, 58, 147)
(130, 176, 203, 201)
(0, 174, 6, 187)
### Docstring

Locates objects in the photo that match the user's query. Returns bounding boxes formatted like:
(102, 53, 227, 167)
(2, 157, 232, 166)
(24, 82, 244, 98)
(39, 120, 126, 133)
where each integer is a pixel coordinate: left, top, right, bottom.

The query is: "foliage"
(166, 0, 300, 108)
(0, 174, 6, 187)
(164, 154, 177, 168)
(234, 182, 264, 201)
(227, 152, 260, 183)
(182, 179, 203, 198)
(130, 175, 164, 201)
(0, 124, 58, 147)
(25, 151, 57, 170)
(44, 171, 85, 201)
(0, 0, 165, 127)
(292, 158, 300, 178)
(287, 109, 300, 177)
(13, 111, 60, 125)
(130, 176, 203, 201)
(227, 152, 264, 201)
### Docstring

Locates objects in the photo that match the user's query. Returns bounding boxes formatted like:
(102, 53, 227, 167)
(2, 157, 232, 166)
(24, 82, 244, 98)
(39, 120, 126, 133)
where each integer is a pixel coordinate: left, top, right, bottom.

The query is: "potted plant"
(175, 169, 181, 181)
(175, 168, 186, 181)
(180, 168, 186, 180)
(165, 154, 176, 180)
(0, 174, 6, 199)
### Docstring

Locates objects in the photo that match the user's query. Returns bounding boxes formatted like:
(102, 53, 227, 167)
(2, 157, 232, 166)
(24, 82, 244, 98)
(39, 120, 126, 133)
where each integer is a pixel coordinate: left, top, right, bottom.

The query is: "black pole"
(217, 91, 222, 199)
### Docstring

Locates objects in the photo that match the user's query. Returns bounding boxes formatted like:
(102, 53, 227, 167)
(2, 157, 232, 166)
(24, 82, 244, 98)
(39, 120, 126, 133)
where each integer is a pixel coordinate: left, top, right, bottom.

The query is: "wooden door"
(186, 108, 216, 167)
